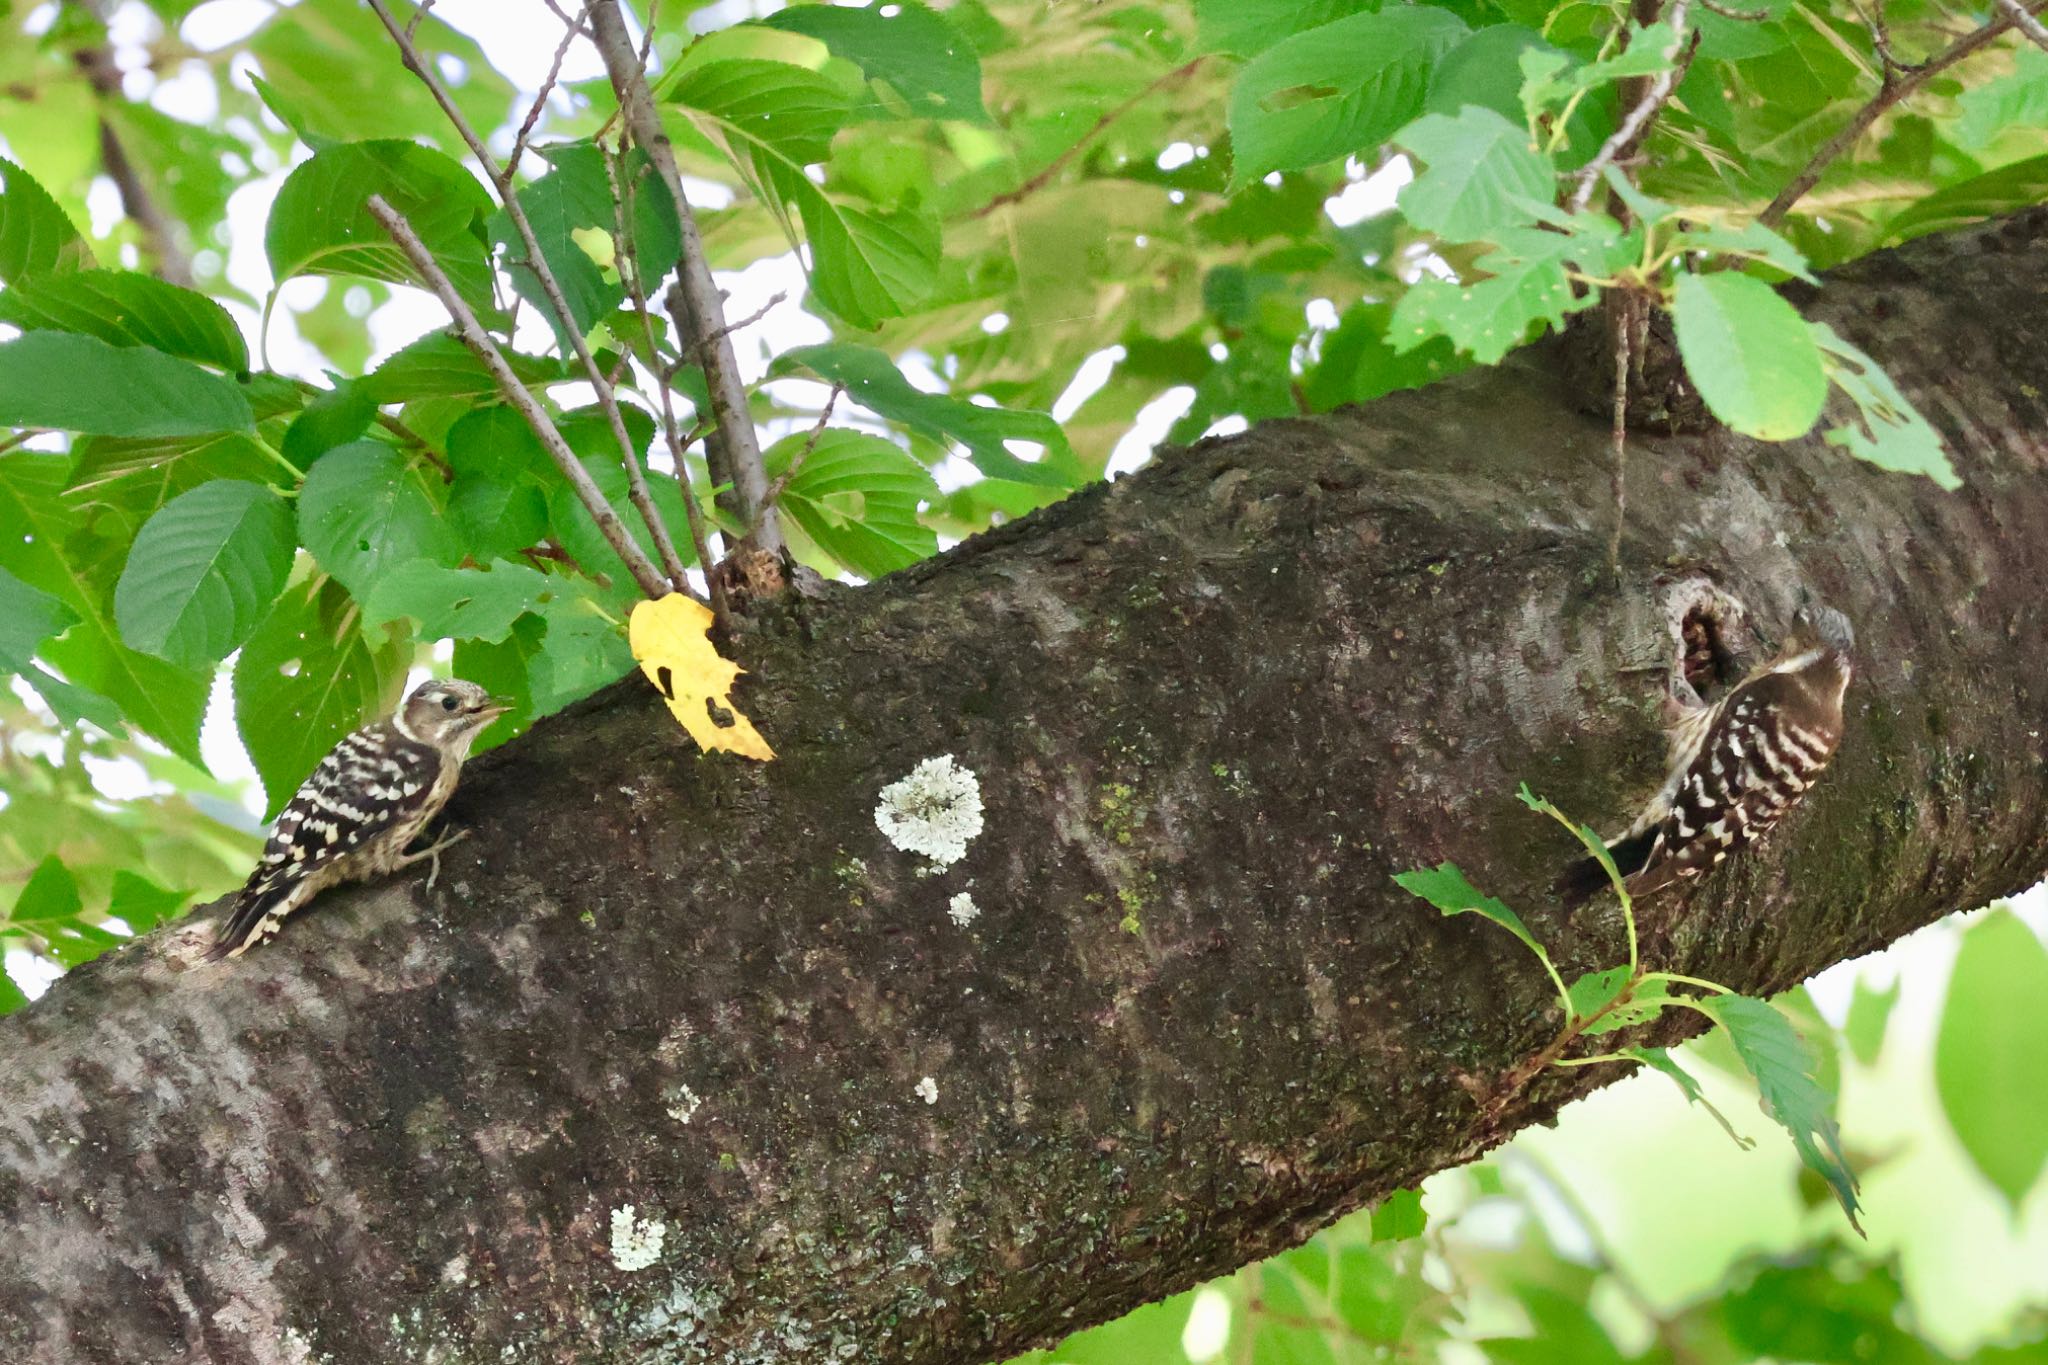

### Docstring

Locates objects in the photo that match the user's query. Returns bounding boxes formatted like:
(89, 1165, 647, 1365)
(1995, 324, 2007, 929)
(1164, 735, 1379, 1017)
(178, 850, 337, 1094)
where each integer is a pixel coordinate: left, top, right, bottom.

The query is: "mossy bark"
(4, 215, 2048, 1364)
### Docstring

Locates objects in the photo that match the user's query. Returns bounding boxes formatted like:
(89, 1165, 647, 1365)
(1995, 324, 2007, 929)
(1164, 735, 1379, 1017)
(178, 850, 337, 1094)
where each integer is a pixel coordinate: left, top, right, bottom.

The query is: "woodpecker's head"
(1792, 603, 1856, 659)
(402, 679, 510, 754)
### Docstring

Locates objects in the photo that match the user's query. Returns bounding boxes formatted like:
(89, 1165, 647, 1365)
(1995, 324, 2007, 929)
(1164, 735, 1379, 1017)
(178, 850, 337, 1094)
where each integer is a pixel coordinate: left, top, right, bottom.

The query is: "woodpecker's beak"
(478, 697, 513, 720)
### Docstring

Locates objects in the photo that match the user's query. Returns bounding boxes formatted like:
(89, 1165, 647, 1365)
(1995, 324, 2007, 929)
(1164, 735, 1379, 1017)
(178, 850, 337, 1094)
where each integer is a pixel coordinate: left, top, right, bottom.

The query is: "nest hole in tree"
(1680, 603, 1742, 702)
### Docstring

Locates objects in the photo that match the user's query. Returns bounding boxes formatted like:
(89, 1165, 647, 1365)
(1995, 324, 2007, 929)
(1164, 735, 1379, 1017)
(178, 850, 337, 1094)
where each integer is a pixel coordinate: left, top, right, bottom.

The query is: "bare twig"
(70, 35, 193, 287)
(584, 0, 783, 555)
(758, 385, 842, 522)
(506, 10, 589, 181)
(366, 194, 673, 601)
(365, 0, 693, 595)
(971, 59, 1205, 219)
(1762, 0, 2048, 224)
(1570, 0, 1694, 212)
(603, 140, 730, 630)
(1996, 0, 2048, 50)
(1847, 0, 1930, 73)
(689, 293, 785, 360)
(1695, 0, 1770, 17)
(663, 284, 740, 524)
(1608, 305, 1632, 575)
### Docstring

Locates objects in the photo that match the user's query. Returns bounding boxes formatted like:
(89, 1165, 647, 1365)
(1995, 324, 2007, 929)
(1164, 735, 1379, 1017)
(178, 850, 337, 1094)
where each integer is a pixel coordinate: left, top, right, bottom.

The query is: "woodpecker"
(1558, 605, 1854, 907)
(207, 679, 509, 961)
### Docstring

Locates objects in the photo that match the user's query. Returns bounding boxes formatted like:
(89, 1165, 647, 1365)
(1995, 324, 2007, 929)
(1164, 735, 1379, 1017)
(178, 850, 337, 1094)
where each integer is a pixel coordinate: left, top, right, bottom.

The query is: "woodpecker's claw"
(400, 826, 471, 892)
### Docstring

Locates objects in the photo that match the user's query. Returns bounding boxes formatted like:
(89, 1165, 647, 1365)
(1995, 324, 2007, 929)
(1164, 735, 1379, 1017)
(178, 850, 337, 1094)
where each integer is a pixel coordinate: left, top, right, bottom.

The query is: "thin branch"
(366, 194, 672, 601)
(584, 0, 783, 555)
(603, 140, 730, 631)
(1608, 305, 1631, 575)
(1695, 0, 1770, 17)
(70, 38, 193, 287)
(506, 10, 588, 182)
(1570, 0, 1694, 213)
(1761, 0, 2048, 224)
(1847, 0, 1931, 73)
(971, 59, 1205, 219)
(688, 292, 784, 360)
(365, 0, 693, 595)
(758, 384, 841, 523)
(665, 283, 740, 524)
(1996, 0, 2048, 50)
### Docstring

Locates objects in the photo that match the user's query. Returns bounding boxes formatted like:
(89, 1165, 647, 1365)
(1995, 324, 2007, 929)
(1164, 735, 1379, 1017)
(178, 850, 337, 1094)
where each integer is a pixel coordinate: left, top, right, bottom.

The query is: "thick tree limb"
(4, 215, 2048, 1363)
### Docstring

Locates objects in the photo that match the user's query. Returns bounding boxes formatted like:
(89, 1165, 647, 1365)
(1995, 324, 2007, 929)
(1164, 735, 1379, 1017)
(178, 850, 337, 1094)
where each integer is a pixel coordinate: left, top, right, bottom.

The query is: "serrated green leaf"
(1396, 106, 1555, 242)
(1697, 994, 1861, 1231)
(1566, 966, 1629, 1020)
(6, 854, 82, 925)
(359, 332, 571, 405)
(775, 342, 1082, 488)
(1954, 47, 2048, 150)
(114, 481, 297, 668)
(1580, 977, 1673, 1034)
(1227, 8, 1469, 188)
(761, 2, 990, 123)
(1370, 1187, 1427, 1242)
(1389, 227, 1598, 363)
(0, 562, 77, 671)
(1672, 272, 1826, 441)
(234, 577, 411, 819)
(107, 871, 190, 934)
(448, 475, 550, 562)
(1934, 909, 2048, 1211)
(1394, 861, 1545, 956)
(0, 270, 249, 372)
(0, 154, 93, 285)
(362, 559, 552, 643)
(766, 428, 939, 579)
(1810, 322, 1960, 489)
(296, 440, 461, 602)
(1882, 154, 2048, 248)
(266, 140, 495, 317)
(1197, 0, 1373, 57)
(0, 333, 253, 437)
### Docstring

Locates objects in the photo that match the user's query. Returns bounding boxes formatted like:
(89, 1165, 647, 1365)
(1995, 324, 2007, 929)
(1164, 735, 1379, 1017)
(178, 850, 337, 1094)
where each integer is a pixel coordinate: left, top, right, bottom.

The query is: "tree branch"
(1995, 0, 2048, 50)
(583, 0, 783, 556)
(971, 59, 1206, 220)
(69, 39, 194, 287)
(1570, 0, 1694, 213)
(1760, 0, 2048, 224)
(365, 0, 694, 595)
(365, 193, 673, 600)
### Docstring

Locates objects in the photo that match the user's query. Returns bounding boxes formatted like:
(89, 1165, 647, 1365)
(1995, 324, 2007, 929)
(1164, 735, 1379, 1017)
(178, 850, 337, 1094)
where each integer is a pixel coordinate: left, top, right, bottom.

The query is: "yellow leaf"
(628, 594, 776, 761)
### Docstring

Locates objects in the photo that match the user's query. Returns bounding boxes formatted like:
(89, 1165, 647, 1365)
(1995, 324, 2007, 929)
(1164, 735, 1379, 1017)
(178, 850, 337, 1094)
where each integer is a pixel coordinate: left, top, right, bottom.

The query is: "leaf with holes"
(1811, 322, 1959, 489)
(1227, 7, 1468, 188)
(362, 559, 553, 644)
(1697, 994, 1861, 1231)
(115, 481, 297, 668)
(234, 577, 411, 819)
(297, 440, 462, 603)
(628, 593, 775, 762)
(766, 428, 939, 580)
(1389, 224, 1613, 364)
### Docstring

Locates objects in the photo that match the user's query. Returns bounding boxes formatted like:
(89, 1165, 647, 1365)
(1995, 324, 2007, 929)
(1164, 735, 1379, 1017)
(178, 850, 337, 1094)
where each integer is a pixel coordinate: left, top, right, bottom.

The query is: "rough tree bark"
(3, 214, 2047, 1365)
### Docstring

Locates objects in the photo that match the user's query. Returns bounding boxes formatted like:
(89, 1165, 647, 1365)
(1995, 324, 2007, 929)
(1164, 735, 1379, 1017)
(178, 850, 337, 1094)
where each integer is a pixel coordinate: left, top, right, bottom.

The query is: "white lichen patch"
(610, 1204, 666, 1272)
(666, 1084, 703, 1125)
(875, 755, 984, 867)
(947, 892, 980, 927)
(914, 1075, 939, 1106)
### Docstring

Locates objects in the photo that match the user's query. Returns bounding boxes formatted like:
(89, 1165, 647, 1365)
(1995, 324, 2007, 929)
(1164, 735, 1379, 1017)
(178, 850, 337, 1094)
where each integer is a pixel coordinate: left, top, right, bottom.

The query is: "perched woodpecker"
(1558, 606, 1854, 907)
(207, 679, 509, 961)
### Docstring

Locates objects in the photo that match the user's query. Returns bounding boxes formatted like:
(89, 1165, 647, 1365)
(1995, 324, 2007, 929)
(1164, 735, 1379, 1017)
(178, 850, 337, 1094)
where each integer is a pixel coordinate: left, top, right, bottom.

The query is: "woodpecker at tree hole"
(1557, 605, 1855, 907)
(206, 679, 509, 961)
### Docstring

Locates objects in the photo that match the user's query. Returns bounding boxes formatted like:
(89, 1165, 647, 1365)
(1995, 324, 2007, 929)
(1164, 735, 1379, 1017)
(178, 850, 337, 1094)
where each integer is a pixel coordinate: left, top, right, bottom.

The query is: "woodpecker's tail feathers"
(205, 874, 298, 963)
(1554, 827, 1657, 908)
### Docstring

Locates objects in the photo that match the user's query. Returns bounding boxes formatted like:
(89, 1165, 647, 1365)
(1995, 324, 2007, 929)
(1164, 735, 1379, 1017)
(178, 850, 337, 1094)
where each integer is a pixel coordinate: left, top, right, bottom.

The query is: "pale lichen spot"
(666, 1084, 703, 1125)
(914, 1075, 939, 1106)
(874, 755, 984, 868)
(610, 1204, 666, 1272)
(946, 892, 979, 927)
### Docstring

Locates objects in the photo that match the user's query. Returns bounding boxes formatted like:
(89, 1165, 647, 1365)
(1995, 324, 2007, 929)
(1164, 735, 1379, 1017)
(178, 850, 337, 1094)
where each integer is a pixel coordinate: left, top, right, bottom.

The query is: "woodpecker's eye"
(440, 695, 458, 711)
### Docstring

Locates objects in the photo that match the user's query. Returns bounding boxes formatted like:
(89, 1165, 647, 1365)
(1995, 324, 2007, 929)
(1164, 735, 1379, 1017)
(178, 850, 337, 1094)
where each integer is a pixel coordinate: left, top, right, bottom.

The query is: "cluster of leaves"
(1396, 786, 1863, 1231)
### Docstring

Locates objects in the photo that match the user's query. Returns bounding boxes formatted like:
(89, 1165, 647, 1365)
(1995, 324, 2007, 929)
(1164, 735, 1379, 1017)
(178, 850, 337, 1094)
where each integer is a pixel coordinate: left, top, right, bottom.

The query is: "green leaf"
(1696, 994, 1861, 1231)
(761, 2, 991, 123)
(1370, 1187, 1427, 1242)
(766, 428, 939, 580)
(234, 577, 410, 819)
(0, 270, 249, 372)
(489, 143, 681, 351)
(775, 342, 1082, 488)
(296, 440, 461, 602)
(1566, 966, 1629, 1021)
(362, 559, 552, 643)
(1395, 107, 1555, 242)
(1810, 322, 1960, 489)
(1671, 272, 1827, 441)
(1427, 25, 1559, 124)
(448, 474, 550, 562)
(0, 155, 93, 285)
(281, 381, 378, 469)
(1627, 1046, 1755, 1148)
(0, 970, 26, 1017)
(1843, 973, 1899, 1067)
(1389, 226, 1603, 364)
(1393, 861, 1547, 959)
(0, 333, 254, 437)
(1953, 47, 2048, 150)
(1303, 301, 1466, 409)
(1197, 0, 1373, 57)
(1226, 8, 1469, 189)
(114, 481, 297, 668)
(360, 332, 571, 405)
(0, 562, 78, 671)
(266, 140, 495, 317)
(6, 854, 82, 925)
(107, 871, 190, 934)
(1934, 908, 2048, 1211)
